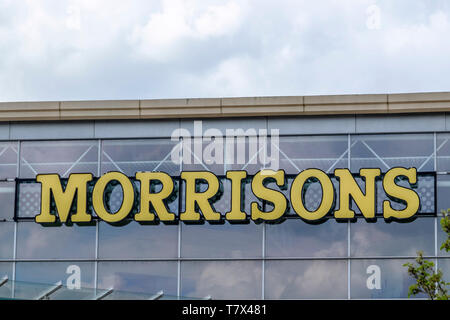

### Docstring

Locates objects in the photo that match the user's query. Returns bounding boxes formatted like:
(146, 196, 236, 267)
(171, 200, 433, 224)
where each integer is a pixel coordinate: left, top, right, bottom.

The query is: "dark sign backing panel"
(14, 170, 436, 222)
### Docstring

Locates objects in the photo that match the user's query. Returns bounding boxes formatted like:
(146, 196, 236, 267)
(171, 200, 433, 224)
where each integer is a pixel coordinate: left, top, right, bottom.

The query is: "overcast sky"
(0, 0, 449, 102)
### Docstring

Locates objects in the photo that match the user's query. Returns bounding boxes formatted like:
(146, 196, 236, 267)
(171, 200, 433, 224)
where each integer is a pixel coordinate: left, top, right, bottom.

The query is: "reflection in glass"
(101, 288, 181, 300)
(439, 259, 450, 283)
(0, 142, 17, 179)
(437, 133, 450, 171)
(437, 179, 449, 255)
(20, 140, 98, 178)
(0, 262, 13, 299)
(350, 259, 424, 299)
(211, 178, 231, 216)
(265, 260, 347, 299)
(102, 139, 180, 176)
(49, 284, 99, 300)
(0, 222, 14, 259)
(283, 177, 340, 216)
(0, 133, 444, 300)
(345, 174, 435, 216)
(182, 141, 226, 174)
(98, 261, 177, 297)
(277, 135, 348, 174)
(16, 222, 96, 259)
(181, 260, 262, 299)
(437, 218, 450, 257)
(266, 218, 347, 257)
(376, 174, 435, 214)
(98, 221, 178, 259)
(16, 182, 40, 219)
(437, 175, 450, 215)
(226, 136, 266, 175)
(181, 223, 262, 258)
(15, 262, 95, 299)
(0, 182, 15, 220)
(243, 180, 261, 217)
(0, 262, 12, 279)
(351, 134, 433, 173)
(350, 217, 434, 257)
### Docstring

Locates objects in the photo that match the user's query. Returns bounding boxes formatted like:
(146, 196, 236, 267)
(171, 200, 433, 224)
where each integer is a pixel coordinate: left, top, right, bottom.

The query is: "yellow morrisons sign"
(31, 167, 425, 225)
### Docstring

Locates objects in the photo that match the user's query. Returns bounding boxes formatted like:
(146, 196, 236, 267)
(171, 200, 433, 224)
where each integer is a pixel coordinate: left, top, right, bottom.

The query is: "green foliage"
(440, 209, 450, 253)
(403, 251, 448, 299)
(403, 211, 450, 300)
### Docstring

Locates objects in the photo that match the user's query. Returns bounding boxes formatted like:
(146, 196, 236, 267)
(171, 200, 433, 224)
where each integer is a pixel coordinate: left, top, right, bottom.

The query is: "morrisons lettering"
(32, 167, 423, 225)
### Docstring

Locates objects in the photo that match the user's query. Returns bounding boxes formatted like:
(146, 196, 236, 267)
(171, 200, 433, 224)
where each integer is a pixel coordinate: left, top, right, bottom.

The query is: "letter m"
(35, 173, 93, 224)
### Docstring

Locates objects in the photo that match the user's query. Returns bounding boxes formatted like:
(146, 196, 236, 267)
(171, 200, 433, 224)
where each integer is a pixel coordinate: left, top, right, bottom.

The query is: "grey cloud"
(0, 0, 449, 102)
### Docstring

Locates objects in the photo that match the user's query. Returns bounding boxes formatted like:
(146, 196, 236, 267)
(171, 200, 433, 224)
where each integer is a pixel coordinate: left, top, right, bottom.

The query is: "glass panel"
(0, 262, 12, 279)
(181, 260, 262, 299)
(100, 289, 181, 300)
(97, 261, 177, 297)
(20, 140, 98, 178)
(0, 182, 15, 220)
(277, 135, 348, 174)
(350, 217, 434, 257)
(225, 136, 265, 175)
(439, 258, 450, 283)
(15, 262, 95, 299)
(50, 285, 98, 300)
(0, 222, 14, 259)
(11, 281, 99, 300)
(16, 222, 96, 259)
(350, 259, 425, 299)
(16, 181, 40, 219)
(243, 180, 261, 217)
(437, 216, 450, 257)
(183, 140, 226, 174)
(437, 174, 450, 256)
(0, 262, 13, 299)
(266, 218, 347, 258)
(436, 174, 450, 256)
(437, 174, 450, 214)
(282, 176, 340, 217)
(212, 178, 231, 217)
(375, 173, 435, 215)
(0, 142, 17, 179)
(12, 281, 55, 300)
(181, 223, 262, 258)
(264, 260, 347, 299)
(98, 221, 178, 259)
(437, 133, 450, 171)
(102, 139, 180, 176)
(351, 134, 434, 173)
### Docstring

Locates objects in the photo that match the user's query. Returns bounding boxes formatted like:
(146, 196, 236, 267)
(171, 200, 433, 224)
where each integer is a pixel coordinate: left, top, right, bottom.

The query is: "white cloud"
(0, 0, 449, 101)
(194, 1, 242, 37)
(265, 260, 347, 299)
(128, 0, 245, 62)
(186, 261, 261, 299)
(384, 10, 449, 54)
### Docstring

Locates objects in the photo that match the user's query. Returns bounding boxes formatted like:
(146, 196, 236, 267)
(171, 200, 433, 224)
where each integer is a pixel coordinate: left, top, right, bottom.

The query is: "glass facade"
(0, 131, 448, 300)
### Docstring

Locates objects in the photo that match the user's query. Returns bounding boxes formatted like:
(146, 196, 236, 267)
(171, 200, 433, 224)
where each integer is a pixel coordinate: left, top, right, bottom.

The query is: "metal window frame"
(1, 130, 449, 300)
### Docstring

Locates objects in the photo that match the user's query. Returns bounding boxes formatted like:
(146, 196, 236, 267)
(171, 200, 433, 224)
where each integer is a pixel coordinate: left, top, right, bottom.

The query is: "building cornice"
(0, 92, 449, 121)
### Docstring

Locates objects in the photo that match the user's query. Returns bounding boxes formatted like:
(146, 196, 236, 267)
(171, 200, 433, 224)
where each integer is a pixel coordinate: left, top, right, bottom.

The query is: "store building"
(0, 92, 449, 299)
